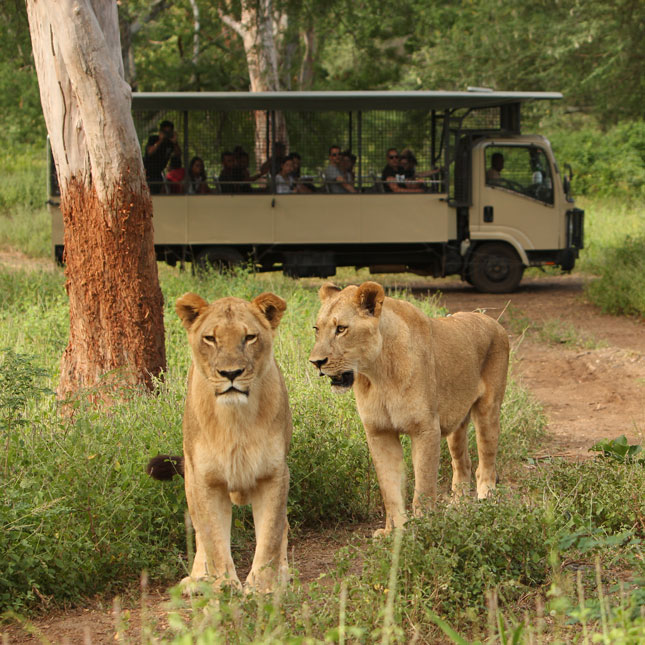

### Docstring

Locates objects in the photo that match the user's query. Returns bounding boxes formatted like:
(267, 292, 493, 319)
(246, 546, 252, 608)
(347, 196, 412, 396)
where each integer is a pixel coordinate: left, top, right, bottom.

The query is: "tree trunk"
(299, 25, 316, 90)
(26, 0, 166, 398)
(220, 0, 288, 163)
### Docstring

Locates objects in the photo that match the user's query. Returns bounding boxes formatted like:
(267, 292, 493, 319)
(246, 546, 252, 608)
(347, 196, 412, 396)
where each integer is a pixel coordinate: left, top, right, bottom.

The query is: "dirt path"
(2, 272, 644, 644)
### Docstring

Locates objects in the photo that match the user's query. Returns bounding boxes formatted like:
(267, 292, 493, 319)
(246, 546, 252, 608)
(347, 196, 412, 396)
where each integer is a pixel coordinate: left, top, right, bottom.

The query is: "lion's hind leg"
(472, 327, 509, 499)
(471, 394, 503, 499)
(446, 417, 472, 498)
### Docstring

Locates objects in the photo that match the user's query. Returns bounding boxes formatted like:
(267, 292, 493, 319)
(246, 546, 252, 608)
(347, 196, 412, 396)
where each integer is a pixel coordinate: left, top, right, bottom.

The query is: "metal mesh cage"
(133, 108, 447, 194)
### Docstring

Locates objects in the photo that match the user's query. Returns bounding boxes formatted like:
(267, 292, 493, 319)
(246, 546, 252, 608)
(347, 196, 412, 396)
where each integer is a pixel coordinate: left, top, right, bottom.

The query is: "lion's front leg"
(245, 468, 290, 593)
(365, 427, 407, 536)
(183, 470, 241, 591)
(409, 417, 442, 517)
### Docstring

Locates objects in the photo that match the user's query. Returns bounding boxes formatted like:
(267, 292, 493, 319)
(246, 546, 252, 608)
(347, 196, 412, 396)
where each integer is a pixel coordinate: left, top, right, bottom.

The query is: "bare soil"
(2, 270, 644, 644)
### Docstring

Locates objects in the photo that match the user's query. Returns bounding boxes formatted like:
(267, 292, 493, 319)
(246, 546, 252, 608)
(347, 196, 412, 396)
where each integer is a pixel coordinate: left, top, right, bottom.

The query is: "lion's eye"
(313, 326, 319, 335)
(245, 334, 258, 344)
(336, 325, 347, 335)
(203, 335, 216, 345)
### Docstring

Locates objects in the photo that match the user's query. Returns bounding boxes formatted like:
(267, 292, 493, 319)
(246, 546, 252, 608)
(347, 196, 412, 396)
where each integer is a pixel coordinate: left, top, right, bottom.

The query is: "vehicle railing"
(146, 175, 446, 195)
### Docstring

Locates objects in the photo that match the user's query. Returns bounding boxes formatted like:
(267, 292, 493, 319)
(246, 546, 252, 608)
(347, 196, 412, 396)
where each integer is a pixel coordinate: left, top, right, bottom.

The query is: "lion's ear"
(318, 282, 342, 302)
(252, 292, 287, 329)
(355, 282, 385, 317)
(176, 293, 209, 330)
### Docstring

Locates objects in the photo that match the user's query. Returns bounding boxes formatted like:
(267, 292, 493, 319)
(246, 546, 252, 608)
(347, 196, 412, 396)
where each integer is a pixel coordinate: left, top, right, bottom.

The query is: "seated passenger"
(233, 146, 253, 193)
(187, 156, 210, 194)
(340, 150, 356, 186)
(324, 145, 356, 193)
(144, 120, 182, 194)
(486, 152, 504, 183)
(381, 148, 423, 193)
(289, 152, 314, 193)
(275, 156, 295, 194)
(258, 141, 287, 178)
(400, 148, 441, 186)
(219, 150, 245, 193)
(165, 156, 185, 194)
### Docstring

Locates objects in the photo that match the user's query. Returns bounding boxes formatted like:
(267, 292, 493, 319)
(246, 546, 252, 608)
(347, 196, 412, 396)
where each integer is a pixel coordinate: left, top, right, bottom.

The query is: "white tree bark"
(26, 0, 165, 396)
(220, 0, 288, 162)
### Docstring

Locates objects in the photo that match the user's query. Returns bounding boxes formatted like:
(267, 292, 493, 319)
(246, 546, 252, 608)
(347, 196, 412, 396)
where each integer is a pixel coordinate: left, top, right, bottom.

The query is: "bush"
(549, 120, 645, 200)
(535, 459, 645, 537)
(336, 494, 550, 628)
(583, 235, 645, 317)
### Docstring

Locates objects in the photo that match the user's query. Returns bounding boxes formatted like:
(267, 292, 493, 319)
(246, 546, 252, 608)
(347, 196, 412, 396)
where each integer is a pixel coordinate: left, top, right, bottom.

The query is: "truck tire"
(195, 247, 244, 274)
(467, 243, 524, 293)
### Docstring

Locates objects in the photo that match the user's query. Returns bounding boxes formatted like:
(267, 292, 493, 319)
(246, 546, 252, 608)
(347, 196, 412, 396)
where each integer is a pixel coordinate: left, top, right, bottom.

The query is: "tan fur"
(176, 291, 292, 592)
(309, 281, 509, 535)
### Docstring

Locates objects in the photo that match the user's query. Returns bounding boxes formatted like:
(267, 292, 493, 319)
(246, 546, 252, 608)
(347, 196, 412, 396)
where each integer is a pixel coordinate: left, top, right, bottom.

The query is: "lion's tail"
(146, 454, 185, 480)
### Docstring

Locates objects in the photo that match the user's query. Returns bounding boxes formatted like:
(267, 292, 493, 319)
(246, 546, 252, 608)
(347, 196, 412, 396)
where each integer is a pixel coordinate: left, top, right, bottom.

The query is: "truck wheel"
(195, 248, 244, 274)
(467, 243, 524, 293)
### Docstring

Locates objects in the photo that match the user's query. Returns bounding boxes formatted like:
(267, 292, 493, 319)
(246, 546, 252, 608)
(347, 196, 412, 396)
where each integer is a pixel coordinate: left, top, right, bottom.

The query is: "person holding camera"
(143, 120, 182, 194)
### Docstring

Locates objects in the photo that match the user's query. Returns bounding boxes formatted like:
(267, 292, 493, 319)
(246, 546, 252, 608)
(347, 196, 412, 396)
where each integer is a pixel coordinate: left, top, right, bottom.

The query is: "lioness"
(309, 282, 509, 535)
(156, 292, 292, 592)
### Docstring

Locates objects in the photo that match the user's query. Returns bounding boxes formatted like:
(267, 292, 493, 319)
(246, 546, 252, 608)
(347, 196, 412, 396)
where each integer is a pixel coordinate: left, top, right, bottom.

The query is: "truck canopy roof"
(131, 90, 563, 112)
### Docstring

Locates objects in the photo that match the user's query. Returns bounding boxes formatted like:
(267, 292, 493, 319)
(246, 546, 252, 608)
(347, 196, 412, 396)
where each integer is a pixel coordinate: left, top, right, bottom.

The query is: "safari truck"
(49, 90, 584, 292)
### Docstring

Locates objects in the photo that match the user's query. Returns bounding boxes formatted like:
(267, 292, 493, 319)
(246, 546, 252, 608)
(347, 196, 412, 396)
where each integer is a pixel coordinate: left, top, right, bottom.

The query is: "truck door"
(476, 144, 560, 250)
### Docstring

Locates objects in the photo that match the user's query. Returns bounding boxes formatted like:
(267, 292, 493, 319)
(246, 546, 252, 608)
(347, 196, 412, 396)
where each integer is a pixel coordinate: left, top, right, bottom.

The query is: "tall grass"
(577, 198, 645, 317)
(0, 145, 50, 258)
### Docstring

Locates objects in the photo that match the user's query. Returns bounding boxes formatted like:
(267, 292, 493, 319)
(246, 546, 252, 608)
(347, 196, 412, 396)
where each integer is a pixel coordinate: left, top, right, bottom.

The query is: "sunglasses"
(330, 152, 340, 156)
(388, 154, 399, 159)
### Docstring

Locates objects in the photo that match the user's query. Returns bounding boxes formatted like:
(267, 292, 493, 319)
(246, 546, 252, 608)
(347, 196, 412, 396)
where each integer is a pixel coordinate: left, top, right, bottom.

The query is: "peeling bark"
(26, 0, 166, 398)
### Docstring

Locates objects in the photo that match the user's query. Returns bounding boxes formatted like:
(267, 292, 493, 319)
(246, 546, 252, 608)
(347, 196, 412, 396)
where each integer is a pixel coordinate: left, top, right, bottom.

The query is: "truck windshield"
(485, 145, 553, 204)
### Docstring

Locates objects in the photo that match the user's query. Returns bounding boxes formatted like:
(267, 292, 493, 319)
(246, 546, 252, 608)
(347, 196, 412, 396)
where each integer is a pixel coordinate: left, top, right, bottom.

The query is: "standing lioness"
(309, 282, 509, 535)
(173, 292, 291, 592)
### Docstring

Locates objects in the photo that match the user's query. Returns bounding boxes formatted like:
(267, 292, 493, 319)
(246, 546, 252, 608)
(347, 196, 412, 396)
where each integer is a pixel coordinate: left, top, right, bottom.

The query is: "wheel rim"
(483, 254, 511, 283)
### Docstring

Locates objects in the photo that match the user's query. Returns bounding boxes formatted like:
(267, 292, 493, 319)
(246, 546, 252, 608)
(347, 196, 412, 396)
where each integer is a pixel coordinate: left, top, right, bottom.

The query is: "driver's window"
(485, 146, 553, 204)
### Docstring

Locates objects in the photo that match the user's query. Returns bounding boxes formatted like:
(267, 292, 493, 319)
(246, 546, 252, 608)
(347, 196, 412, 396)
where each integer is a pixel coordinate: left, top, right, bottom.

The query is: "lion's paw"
(178, 575, 242, 597)
(372, 527, 392, 539)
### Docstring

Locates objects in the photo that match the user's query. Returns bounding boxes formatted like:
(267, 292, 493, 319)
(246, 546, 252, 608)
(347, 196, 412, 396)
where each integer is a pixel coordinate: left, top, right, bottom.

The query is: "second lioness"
(309, 282, 509, 535)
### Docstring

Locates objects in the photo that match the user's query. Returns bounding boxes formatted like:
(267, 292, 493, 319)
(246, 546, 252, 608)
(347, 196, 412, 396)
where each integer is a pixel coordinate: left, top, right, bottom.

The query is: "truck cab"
(460, 134, 583, 291)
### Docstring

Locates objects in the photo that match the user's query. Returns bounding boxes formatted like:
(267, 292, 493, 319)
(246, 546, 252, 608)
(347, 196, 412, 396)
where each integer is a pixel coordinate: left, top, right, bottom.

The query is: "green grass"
(577, 198, 645, 318)
(504, 304, 605, 350)
(0, 146, 47, 213)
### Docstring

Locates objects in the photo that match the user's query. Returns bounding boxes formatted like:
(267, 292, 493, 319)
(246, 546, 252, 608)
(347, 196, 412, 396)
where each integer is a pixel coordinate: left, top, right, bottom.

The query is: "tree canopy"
(4, 0, 644, 148)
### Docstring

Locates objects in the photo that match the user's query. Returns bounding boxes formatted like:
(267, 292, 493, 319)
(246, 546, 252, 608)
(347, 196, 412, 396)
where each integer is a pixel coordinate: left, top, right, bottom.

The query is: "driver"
(486, 152, 504, 183)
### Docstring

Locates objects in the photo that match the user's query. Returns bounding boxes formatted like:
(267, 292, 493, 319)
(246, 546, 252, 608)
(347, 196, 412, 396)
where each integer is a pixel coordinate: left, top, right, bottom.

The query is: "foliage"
(583, 235, 645, 318)
(4, 0, 645, 151)
(590, 436, 644, 466)
(342, 496, 550, 625)
(548, 119, 645, 200)
(532, 459, 645, 537)
(0, 146, 47, 213)
(0, 348, 50, 433)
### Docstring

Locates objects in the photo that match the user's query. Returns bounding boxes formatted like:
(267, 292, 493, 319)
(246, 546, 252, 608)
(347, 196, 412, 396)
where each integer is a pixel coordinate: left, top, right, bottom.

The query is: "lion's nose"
(310, 358, 328, 370)
(218, 368, 244, 382)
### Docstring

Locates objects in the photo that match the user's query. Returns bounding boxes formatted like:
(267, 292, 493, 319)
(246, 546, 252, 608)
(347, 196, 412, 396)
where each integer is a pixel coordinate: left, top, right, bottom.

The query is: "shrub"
(549, 120, 645, 200)
(583, 235, 645, 318)
(336, 494, 551, 627)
